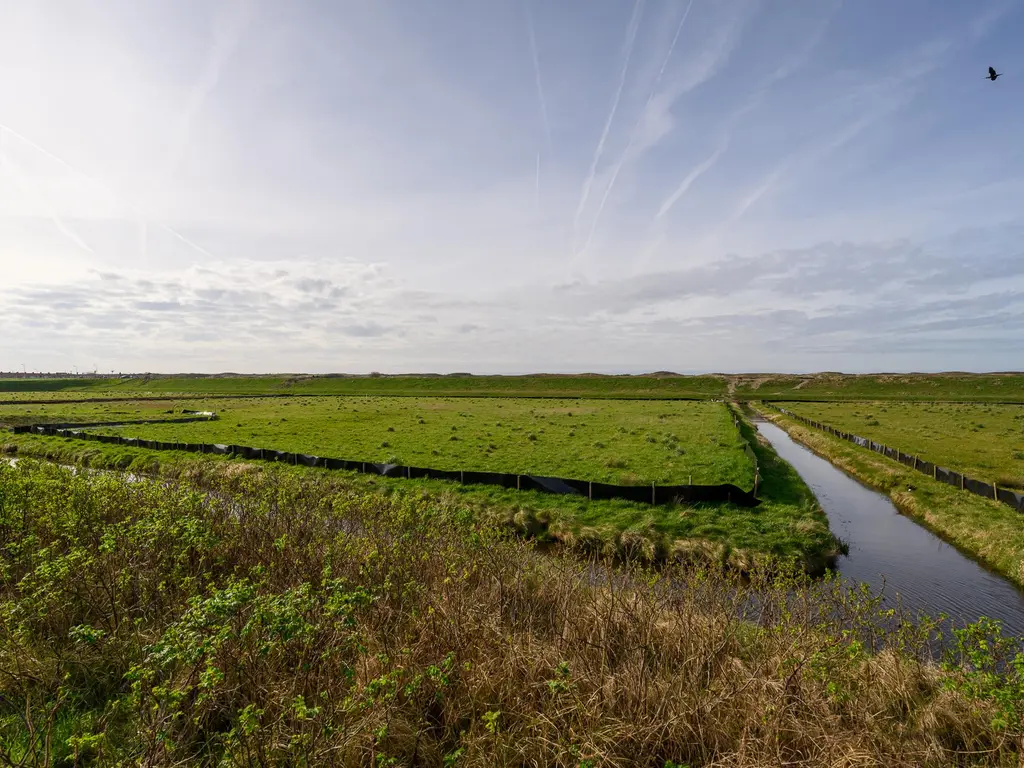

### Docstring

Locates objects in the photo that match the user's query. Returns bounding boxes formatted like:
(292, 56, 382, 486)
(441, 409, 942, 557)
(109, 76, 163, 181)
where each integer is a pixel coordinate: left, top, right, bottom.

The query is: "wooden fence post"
(651, 482, 656, 505)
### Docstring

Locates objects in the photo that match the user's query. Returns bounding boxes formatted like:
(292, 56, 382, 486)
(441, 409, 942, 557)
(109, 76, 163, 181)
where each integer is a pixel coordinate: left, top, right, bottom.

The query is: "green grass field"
(1, 374, 730, 399)
(0, 398, 203, 426)
(80, 396, 752, 486)
(782, 401, 1024, 488)
(3, 421, 838, 572)
(738, 372, 1024, 402)
(6, 371, 1024, 401)
(1, 395, 840, 569)
(0, 390, 140, 402)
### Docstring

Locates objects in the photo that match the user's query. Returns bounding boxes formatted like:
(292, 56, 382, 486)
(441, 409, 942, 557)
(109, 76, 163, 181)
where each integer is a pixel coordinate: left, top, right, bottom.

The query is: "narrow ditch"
(757, 419, 1024, 635)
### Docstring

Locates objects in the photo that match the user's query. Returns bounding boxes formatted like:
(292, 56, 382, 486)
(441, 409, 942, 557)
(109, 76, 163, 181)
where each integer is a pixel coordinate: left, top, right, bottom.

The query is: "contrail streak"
(523, 0, 553, 160)
(574, 0, 696, 261)
(572, 0, 645, 243)
(0, 121, 218, 260)
(535, 152, 541, 210)
(656, 143, 726, 219)
(167, 0, 251, 177)
(0, 141, 95, 255)
(650, 0, 696, 93)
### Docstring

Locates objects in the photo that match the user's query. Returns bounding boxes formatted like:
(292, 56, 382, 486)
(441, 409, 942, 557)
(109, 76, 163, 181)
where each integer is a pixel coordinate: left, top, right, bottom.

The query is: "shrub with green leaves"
(1, 459, 1022, 765)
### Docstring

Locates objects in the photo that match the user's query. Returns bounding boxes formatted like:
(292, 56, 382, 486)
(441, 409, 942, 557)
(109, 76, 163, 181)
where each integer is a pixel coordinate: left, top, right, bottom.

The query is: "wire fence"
(764, 404, 1024, 513)
(8, 420, 762, 508)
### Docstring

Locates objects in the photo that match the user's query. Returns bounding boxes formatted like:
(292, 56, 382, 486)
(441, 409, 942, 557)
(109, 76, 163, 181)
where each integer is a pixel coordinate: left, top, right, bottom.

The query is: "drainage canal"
(757, 420, 1024, 636)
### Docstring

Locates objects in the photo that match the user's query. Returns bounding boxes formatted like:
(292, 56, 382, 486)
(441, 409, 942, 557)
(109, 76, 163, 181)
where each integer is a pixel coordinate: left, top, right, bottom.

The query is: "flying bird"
(987, 66, 1001, 81)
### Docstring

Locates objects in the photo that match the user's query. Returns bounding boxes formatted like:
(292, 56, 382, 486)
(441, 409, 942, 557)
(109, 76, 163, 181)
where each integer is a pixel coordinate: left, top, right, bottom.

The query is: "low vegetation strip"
(8, 371, 1024, 402)
(4, 459, 1024, 765)
(765, 404, 1024, 512)
(735, 372, 1024, 402)
(2, 374, 732, 399)
(10, 414, 217, 429)
(11, 423, 761, 507)
(760, 406, 1024, 586)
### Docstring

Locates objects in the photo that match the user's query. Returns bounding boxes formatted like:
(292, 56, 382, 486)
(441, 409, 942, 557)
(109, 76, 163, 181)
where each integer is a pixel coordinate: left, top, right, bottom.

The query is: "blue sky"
(1, 0, 1023, 374)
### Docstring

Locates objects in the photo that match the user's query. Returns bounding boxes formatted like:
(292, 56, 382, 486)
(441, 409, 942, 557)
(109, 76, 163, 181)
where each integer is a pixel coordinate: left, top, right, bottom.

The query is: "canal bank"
(756, 415, 1024, 634)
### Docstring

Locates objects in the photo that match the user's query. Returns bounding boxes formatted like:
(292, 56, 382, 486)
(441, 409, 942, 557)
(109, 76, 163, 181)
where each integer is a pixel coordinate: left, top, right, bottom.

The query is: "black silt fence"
(20, 416, 216, 431)
(10, 422, 761, 508)
(964, 477, 996, 500)
(590, 481, 651, 504)
(726, 403, 762, 496)
(461, 470, 519, 489)
(766, 404, 1024, 513)
(998, 488, 1024, 509)
(518, 475, 584, 496)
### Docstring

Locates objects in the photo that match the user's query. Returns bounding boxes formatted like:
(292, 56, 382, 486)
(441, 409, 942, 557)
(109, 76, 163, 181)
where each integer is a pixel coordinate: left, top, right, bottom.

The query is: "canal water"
(756, 420, 1024, 636)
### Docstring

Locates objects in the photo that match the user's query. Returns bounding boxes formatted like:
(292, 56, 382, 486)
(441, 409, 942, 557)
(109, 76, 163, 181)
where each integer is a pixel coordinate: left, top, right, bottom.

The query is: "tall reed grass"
(1, 459, 1022, 766)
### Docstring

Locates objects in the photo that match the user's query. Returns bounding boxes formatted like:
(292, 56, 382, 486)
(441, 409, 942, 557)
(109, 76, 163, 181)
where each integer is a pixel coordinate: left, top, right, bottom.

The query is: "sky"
(2, 0, 1024, 375)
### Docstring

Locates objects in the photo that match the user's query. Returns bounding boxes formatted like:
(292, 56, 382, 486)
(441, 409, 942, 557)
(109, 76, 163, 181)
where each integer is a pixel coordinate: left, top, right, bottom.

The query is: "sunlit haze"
(2, 0, 1023, 374)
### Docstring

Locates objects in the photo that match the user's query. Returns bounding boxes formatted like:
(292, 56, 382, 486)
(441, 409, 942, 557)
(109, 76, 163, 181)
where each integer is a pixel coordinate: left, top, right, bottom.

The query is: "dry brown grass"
(1, 459, 1023, 766)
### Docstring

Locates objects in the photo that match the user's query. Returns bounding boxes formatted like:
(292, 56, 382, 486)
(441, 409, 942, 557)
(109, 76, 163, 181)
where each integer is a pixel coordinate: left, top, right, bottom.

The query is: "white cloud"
(1, 0, 1022, 373)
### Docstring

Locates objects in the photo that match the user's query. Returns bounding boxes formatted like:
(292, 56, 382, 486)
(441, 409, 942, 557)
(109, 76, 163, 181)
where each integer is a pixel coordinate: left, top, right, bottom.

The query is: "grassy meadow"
(1, 374, 731, 399)
(0, 390, 136, 403)
(83, 396, 754, 487)
(736, 372, 1024, 402)
(1, 395, 839, 571)
(4, 378, 1024, 762)
(8, 370, 1024, 402)
(783, 401, 1024, 489)
(2, 458, 1023, 766)
(0, 399, 206, 427)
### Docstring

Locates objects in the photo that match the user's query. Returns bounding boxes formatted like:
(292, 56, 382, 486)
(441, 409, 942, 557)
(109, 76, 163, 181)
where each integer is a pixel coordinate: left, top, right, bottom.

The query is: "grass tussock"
(2, 459, 1024, 766)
